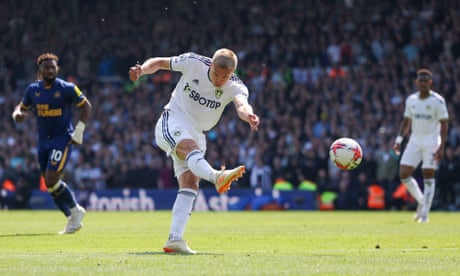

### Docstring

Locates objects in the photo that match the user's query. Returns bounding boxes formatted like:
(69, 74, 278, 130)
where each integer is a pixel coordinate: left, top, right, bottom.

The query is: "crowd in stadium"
(1, 0, 460, 210)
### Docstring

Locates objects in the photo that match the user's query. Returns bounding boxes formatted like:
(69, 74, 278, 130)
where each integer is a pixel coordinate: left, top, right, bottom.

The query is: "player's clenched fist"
(129, 64, 142, 81)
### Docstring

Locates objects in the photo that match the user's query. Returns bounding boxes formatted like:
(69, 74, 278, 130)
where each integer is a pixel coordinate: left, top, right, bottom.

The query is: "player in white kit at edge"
(393, 68, 449, 223)
(129, 48, 260, 253)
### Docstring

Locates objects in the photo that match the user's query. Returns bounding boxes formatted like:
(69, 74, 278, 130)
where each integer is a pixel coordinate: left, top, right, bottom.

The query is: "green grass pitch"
(1, 210, 459, 275)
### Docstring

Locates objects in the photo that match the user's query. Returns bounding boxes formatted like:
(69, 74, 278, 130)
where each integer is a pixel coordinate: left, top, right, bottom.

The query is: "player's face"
(209, 64, 233, 87)
(416, 74, 432, 92)
(39, 59, 58, 83)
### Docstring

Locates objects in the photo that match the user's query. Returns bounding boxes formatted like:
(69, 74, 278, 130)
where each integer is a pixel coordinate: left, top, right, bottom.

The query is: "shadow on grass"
(0, 233, 56, 238)
(129, 251, 224, 256)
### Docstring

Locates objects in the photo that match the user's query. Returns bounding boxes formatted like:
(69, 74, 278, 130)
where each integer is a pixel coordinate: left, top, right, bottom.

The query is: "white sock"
(186, 150, 217, 183)
(169, 188, 197, 241)
(401, 177, 424, 204)
(422, 178, 435, 215)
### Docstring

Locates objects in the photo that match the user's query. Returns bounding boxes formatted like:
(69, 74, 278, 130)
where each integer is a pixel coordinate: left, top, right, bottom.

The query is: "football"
(329, 137, 363, 170)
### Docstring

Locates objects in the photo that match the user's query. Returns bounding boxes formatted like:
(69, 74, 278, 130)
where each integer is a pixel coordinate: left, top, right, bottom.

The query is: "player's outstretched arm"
(129, 57, 171, 82)
(234, 95, 260, 131)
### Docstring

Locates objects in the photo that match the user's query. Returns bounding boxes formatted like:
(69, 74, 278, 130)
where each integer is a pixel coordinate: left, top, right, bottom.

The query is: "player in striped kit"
(129, 48, 260, 253)
(393, 68, 449, 223)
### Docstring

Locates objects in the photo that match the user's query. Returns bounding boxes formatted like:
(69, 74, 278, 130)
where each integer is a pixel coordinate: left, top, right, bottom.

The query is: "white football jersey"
(165, 52, 249, 131)
(404, 90, 449, 145)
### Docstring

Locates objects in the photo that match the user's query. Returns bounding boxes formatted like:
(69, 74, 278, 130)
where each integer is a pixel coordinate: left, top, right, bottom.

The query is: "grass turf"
(0, 210, 459, 275)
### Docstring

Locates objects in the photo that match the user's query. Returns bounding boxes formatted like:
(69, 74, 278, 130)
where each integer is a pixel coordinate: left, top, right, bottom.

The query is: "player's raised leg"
(215, 165, 246, 193)
(186, 149, 245, 193)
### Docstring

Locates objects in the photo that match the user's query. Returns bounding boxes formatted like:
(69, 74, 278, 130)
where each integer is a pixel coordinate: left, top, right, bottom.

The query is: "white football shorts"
(400, 139, 439, 169)
(155, 109, 207, 177)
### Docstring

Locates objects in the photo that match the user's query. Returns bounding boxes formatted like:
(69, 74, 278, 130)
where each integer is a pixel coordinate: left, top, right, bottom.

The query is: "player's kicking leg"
(215, 165, 246, 193)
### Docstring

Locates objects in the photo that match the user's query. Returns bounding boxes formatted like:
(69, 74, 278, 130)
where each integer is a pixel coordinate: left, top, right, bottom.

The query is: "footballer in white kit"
(129, 48, 260, 254)
(155, 52, 249, 177)
(394, 68, 449, 223)
(400, 90, 449, 168)
(165, 52, 248, 131)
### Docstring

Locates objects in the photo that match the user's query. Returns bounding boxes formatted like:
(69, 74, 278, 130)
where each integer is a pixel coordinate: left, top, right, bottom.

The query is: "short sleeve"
(170, 53, 190, 73)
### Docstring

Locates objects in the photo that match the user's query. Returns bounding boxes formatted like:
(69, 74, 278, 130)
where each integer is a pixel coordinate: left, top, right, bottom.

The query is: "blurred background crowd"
(1, 0, 460, 210)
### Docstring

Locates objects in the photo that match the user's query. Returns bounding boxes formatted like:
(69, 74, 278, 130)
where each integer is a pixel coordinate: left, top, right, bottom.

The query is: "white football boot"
(215, 165, 245, 194)
(59, 205, 86, 234)
(163, 239, 196, 254)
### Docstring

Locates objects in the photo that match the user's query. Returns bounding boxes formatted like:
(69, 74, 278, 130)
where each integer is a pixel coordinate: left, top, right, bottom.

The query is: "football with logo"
(329, 138, 363, 170)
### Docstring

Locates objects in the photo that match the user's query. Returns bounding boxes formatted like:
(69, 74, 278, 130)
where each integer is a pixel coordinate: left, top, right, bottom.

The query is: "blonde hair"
(212, 48, 238, 70)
